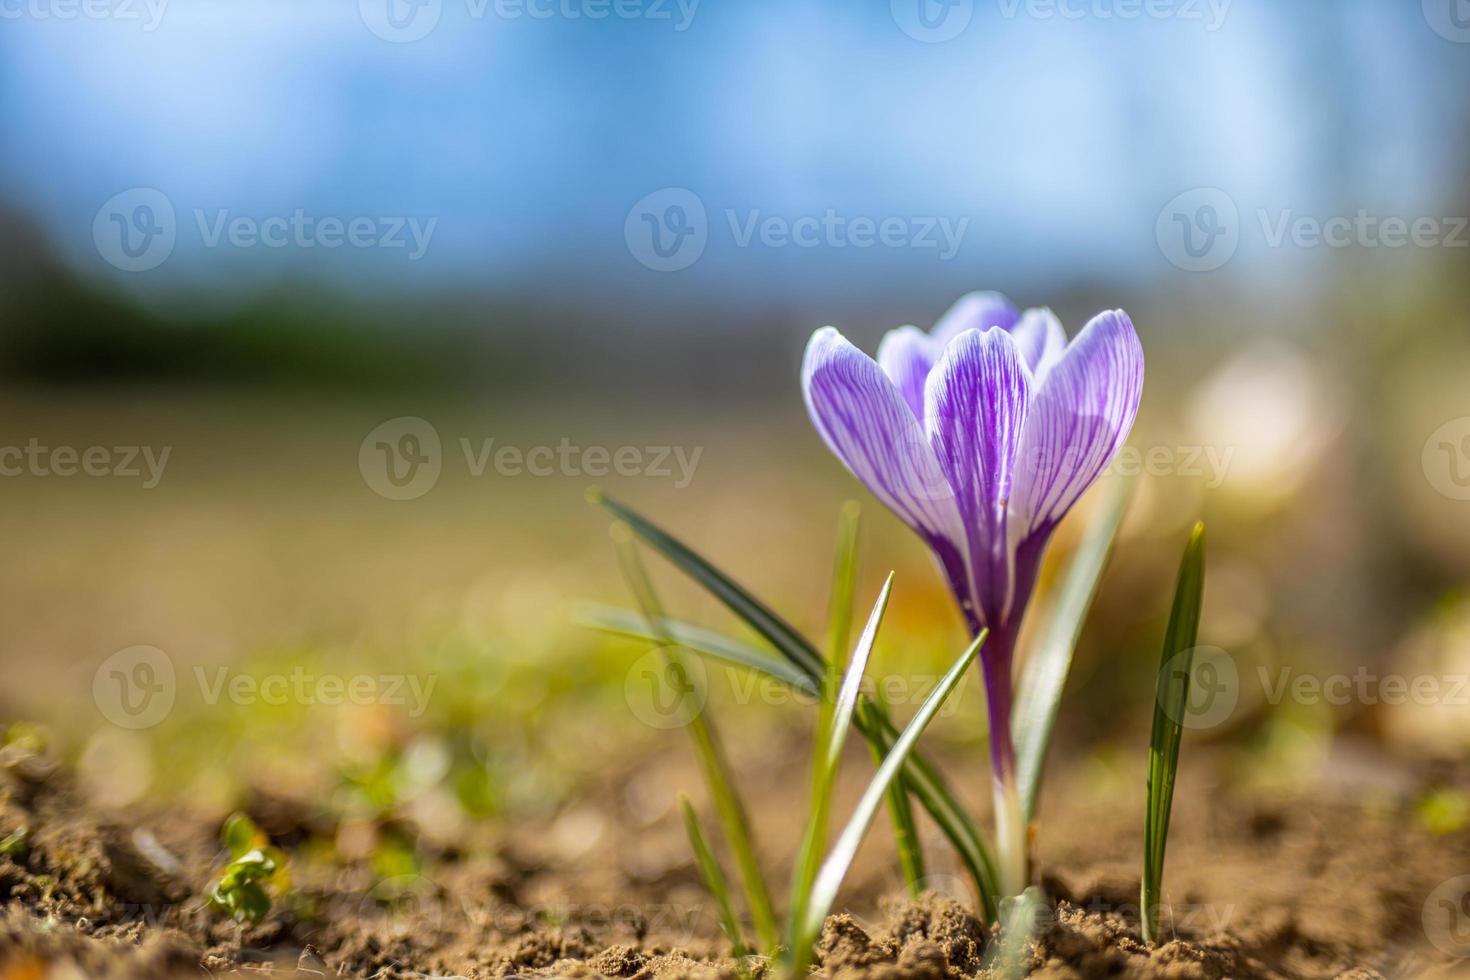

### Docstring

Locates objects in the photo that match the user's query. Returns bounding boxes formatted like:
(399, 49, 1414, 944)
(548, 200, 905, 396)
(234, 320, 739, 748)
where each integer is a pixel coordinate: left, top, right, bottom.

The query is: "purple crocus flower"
(801, 291, 1143, 896)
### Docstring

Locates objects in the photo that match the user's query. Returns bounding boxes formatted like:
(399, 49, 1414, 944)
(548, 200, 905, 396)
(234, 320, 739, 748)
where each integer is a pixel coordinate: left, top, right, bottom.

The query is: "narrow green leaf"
(594, 492, 825, 679)
(791, 630, 985, 971)
(586, 495, 999, 918)
(1013, 476, 1135, 823)
(612, 526, 781, 952)
(787, 574, 893, 951)
(577, 605, 817, 694)
(819, 563, 884, 793)
(680, 796, 751, 959)
(862, 694, 925, 896)
(1141, 522, 1206, 946)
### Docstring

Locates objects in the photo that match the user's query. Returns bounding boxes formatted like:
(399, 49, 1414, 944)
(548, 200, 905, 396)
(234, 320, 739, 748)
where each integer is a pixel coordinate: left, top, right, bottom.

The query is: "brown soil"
(0, 737, 1467, 979)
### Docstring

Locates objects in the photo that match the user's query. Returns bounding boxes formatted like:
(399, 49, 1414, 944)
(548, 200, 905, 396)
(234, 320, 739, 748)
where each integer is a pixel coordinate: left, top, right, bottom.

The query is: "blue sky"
(2, 0, 1467, 312)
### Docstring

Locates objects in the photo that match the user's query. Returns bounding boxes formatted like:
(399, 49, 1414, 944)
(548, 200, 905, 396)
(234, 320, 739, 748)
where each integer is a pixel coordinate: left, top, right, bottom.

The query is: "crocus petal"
(1012, 309, 1144, 540)
(931, 291, 1020, 347)
(1009, 308, 1067, 379)
(803, 326, 966, 557)
(924, 327, 1033, 626)
(876, 325, 935, 421)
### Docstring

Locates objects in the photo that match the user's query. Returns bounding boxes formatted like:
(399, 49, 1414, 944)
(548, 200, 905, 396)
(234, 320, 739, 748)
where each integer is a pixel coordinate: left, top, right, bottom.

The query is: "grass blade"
(680, 796, 751, 959)
(862, 694, 925, 896)
(824, 501, 862, 661)
(1013, 476, 1135, 824)
(791, 630, 985, 972)
(594, 491, 824, 679)
(578, 605, 817, 694)
(587, 494, 998, 917)
(1141, 521, 1206, 946)
(787, 574, 893, 951)
(612, 525, 781, 952)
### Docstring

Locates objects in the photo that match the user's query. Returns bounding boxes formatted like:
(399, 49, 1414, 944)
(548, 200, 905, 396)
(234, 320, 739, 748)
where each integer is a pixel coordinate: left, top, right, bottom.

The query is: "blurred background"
(1, 0, 1469, 838)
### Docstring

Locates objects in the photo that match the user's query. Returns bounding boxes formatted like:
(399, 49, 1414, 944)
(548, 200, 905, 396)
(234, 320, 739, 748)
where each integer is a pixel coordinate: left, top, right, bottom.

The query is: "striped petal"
(1010, 308, 1067, 380)
(1012, 309, 1144, 540)
(876, 325, 935, 421)
(924, 327, 1033, 627)
(931, 291, 1020, 348)
(803, 327, 966, 560)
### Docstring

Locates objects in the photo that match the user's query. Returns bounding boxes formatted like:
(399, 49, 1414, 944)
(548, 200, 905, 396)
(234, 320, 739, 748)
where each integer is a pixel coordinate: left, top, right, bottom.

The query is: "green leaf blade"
(680, 796, 751, 959)
(577, 604, 818, 694)
(1141, 521, 1207, 946)
(1013, 476, 1134, 825)
(594, 492, 825, 679)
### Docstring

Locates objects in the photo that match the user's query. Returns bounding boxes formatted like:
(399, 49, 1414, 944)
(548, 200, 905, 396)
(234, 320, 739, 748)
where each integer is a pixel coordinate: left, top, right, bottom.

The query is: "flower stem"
(978, 625, 1028, 898)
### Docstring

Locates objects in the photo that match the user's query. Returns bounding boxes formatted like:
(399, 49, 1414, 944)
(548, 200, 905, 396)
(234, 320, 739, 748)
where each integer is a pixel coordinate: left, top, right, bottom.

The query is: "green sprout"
(207, 813, 290, 925)
(1142, 522, 1207, 946)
